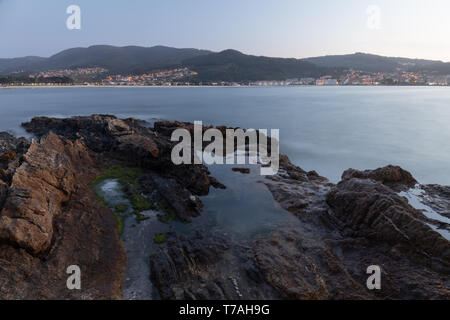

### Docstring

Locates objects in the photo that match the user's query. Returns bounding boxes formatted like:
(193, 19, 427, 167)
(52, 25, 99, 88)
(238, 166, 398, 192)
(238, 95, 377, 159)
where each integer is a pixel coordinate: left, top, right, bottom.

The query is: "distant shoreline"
(1, 84, 449, 90)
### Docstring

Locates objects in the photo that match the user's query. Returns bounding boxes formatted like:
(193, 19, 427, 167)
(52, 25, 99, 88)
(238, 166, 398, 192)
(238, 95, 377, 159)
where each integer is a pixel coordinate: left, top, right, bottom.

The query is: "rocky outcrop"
(22, 116, 222, 218)
(0, 132, 29, 184)
(0, 133, 94, 254)
(150, 231, 282, 300)
(253, 229, 370, 299)
(327, 178, 450, 273)
(341, 165, 418, 191)
(0, 131, 126, 299)
(139, 173, 204, 221)
(420, 184, 450, 219)
(1, 116, 448, 300)
(149, 158, 391, 300)
(264, 155, 333, 217)
(260, 158, 449, 299)
(232, 167, 250, 174)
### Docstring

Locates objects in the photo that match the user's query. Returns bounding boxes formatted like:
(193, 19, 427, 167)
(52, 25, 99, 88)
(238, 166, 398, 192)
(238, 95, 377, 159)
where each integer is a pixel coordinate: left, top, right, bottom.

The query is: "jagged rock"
(23, 115, 217, 199)
(0, 132, 30, 184)
(5, 116, 448, 300)
(0, 150, 16, 162)
(264, 155, 332, 216)
(232, 167, 250, 174)
(263, 158, 449, 299)
(327, 178, 450, 273)
(139, 173, 203, 220)
(0, 133, 96, 254)
(0, 132, 29, 155)
(0, 169, 7, 182)
(0, 131, 126, 299)
(254, 229, 369, 299)
(116, 134, 160, 158)
(0, 180, 7, 206)
(210, 176, 226, 189)
(106, 118, 133, 136)
(420, 184, 450, 219)
(342, 165, 418, 191)
(153, 120, 198, 137)
(150, 232, 280, 300)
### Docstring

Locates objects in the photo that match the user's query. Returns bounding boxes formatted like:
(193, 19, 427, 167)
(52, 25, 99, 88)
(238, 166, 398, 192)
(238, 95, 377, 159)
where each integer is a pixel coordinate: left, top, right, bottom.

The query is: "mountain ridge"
(2, 45, 450, 81)
(0, 45, 213, 74)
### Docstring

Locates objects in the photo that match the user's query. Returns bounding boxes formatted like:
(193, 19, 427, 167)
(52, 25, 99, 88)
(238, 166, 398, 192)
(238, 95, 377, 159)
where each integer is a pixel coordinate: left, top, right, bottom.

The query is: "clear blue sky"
(1, 0, 449, 61)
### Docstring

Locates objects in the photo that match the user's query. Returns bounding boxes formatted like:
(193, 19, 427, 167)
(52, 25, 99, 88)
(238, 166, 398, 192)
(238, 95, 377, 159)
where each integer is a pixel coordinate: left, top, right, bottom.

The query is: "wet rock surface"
(150, 231, 282, 300)
(9, 115, 229, 299)
(420, 184, 450, 219)
(263, 159, 449, 299)
(327, 178, 449, 273)
(149, 155, 449, 300)
(0, 115, 448, 300)
(232, 167, 251, 174)
(23, 115, 226, 219)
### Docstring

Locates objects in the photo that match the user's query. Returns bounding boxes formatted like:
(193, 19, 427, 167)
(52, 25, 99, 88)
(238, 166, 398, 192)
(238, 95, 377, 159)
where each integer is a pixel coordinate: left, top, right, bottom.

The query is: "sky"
(1, 0, 449, 61)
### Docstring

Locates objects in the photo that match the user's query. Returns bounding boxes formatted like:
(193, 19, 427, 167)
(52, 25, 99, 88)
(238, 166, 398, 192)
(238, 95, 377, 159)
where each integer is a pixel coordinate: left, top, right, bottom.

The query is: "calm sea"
(0, 86, 449, 185)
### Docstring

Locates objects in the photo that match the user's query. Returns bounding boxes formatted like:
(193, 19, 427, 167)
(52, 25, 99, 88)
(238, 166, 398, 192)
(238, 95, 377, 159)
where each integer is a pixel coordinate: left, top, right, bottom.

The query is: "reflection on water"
(200, 163, 297, 237)
(91, 162, 297, 299)
(94, 179, 132, 210)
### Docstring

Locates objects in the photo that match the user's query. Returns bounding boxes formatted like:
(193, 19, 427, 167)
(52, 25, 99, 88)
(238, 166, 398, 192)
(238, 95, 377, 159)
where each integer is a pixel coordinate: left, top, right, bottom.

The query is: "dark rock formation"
(0, 132, 96, 254)
(232, 167, 250, 174)
(420, 184, 450, 219)
(139, 173, 203, 221)
(0, 131, 125, 299)
(150, 231, 282, 300)
(261, 158, 449, 299)
(209, 176, 226, 189)
(1, 116, 448, 300)
(341, 165, 418, 191)
(22, 115, 226, 220)
(253, 229, 370, 299)
(0, 132, 29, 185)
(264, 155, 333, 216)
(327, 178, 450, 273)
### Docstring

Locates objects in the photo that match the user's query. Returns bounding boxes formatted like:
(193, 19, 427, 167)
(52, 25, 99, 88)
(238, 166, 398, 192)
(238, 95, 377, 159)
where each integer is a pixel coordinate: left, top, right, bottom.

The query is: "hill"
(2, 47, 450, 81)
(182, 49, 334, 82)
(303, 52, 450, 73)
(0, 45, 212, 74)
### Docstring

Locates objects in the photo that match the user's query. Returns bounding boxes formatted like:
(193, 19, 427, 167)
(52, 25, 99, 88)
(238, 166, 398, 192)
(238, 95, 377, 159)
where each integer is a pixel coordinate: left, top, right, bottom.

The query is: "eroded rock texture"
(0, 131, 126, 299)
(23, 116, 223, 221)
(150, 156, 449, 300)
(150, 231, 282, 300)
(341, 165, 418, 191)
(0, 115, 448, 300)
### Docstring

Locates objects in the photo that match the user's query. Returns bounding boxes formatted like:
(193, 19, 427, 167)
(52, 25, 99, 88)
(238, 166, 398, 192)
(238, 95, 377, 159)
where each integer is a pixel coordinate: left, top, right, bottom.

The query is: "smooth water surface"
(1, 86, 449, 184)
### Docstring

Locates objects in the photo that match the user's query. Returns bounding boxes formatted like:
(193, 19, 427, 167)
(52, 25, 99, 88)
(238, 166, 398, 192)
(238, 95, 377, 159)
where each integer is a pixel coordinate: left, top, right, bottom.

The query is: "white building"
(316, 78, 338, 86)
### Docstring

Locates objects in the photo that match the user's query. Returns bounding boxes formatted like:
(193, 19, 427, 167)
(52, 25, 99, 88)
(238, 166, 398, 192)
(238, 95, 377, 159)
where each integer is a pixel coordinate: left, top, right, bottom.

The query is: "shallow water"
(93, 179, 161, 300)
(399, 187, 450, 240)
(200, 163, 298, 237)
(1, 86, 449, 184)
(92, 160, 302, 300)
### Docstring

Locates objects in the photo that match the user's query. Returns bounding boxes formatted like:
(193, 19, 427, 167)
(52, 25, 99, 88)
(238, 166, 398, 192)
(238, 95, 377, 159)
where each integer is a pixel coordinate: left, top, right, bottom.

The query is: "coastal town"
(2, 66, 450, 87)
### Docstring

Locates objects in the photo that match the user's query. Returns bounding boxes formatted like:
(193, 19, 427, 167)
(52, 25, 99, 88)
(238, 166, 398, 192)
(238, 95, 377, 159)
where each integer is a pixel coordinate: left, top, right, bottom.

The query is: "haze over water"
(0, 86, 449, 185)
